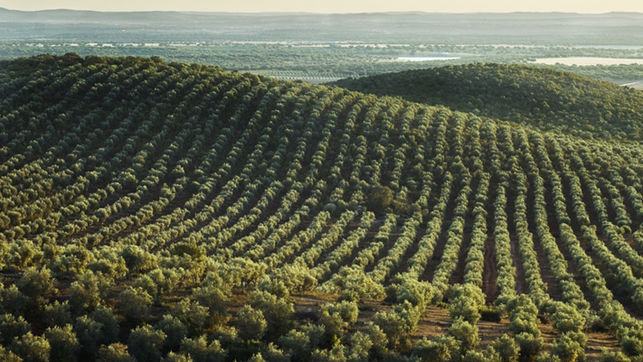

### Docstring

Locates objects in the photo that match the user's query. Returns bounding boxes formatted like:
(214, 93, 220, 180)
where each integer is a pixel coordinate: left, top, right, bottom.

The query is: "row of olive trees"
(535, 134, 643, 355)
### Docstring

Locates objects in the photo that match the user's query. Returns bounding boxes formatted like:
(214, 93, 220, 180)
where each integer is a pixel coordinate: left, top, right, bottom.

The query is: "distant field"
(533, 57, 643, 66)
(248, 70, 349, 84)
(621, 80, 643, 89)
(389, 56, 462, 62)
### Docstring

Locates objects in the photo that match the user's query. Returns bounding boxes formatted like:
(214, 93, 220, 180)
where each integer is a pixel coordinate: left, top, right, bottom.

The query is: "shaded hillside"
(0, 55, 642, 360)
(333, 63, 643, 142)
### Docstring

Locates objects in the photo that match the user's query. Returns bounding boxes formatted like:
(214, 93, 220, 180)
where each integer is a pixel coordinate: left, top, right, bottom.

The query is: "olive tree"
(11, 332, 51, 362)
(320, 301, 359, 343)
(155, 314, 188, 351)
(248, 291, 294, 338)
(45, 324, 79, 362)
(236, 305, 267, 341)
(128, 324, 166, 362)
(180, 336, 226, 362)
(0, 313, 31, 345)
(118, 287, 153, 323)
(96, 343, 135, 362)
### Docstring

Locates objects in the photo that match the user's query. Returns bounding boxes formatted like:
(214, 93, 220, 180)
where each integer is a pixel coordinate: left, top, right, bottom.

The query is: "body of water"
(394, 56, 461, 62)
(533, 57, 643, 66)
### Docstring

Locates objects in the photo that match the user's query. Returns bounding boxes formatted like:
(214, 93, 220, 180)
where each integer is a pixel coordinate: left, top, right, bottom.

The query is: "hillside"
(333, 63, 643, 142)
(0, 54, 642, 361)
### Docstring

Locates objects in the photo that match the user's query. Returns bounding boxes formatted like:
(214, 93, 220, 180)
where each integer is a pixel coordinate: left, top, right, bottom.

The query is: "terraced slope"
(333, 63, 643, 142)
(0, 55, 642, 360)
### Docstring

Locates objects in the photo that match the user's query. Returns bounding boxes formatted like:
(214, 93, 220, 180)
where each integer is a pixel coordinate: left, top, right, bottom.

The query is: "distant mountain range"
(1, 8, 642, 43)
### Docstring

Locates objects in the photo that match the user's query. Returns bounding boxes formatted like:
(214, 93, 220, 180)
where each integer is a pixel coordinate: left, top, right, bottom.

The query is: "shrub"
(310, 345, 346, 362)
(247, 353, 266, 362)
(148, 269, 180, 298)
(514, 332, 543, 359)
(49, 244, 93, 278)
(279, 329, 312, 362)
(87, 250, 128, 280)
(447, 317, 479, 352)
(323, 203, 337, 213)
(45, 324, 79, 362)
(535, 352, 561, 362)
(128, 324, 166, 362)
(236, 306, 267, 341)
(269, 266, 317, 293)
(448, 284, 485, 323)
(553, 331, 586, 362)
(0, 345, 21, 362)
(374, 301, 420, 349)
(320, 301, 359, 343)
(301, 323, 326, 351)
(16, 267, 57, 310)
(463, 349, 486, 362)
(598, 349, 631, 362)
(213, 325, 238, 345)
(620, 329, 643, 356)
(171, 242, 205, 259)
(194, 284, 229, 320)
(365, 323, 388, 357)
(485, 334, 520, 362)
(480, 306, 502, 323)
(69, 271, 101, 313)
(261, 343, 288, 362)
(257, 276, 290, 298)
(0, 313, 31, 345)
(91, 306, 120, 342)
(347, 331, 373, 362)
(5, 239, 43, 270)
(96, 343, 135, 362)
(74, 314, 107, 356)
(508, 295, 543, 359)
(172, 298, 210, 336)
(0, 285, 29, 315)
(248, 291, 294, 338)
(121, 245, 157, 273)
(155, 315, 188, 351)
(180, 336, 226, 362)
(367, 186, 394, 213)
(549, 302, 585, 333)
(162, 352, 193, 362)
(324, 267, 385, 301)
(135, 275, 160, 302)
(412, 335, 459, 361)
(118, 287, 153, 323)
(74, 307, 120, 356)
(11, 332, 51, 362)
(390, 278, 434, 307)
(43, 301, 72, 327)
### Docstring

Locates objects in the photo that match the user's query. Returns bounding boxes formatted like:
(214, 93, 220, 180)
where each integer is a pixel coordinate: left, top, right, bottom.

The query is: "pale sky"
(1, 0, 642, 13)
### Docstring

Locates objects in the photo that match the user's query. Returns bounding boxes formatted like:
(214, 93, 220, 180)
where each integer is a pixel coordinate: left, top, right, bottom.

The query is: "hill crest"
(333, 63, 643, 142)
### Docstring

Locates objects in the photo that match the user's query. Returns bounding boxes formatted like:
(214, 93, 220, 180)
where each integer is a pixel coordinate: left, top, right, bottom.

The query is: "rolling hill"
(333, 63, 643, 142)
(0, 54, 642, 360)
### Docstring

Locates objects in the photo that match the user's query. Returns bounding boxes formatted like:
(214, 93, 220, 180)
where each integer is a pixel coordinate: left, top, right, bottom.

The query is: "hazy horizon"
(3, 8, 643, 15)
(1, 0, 642, 14)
